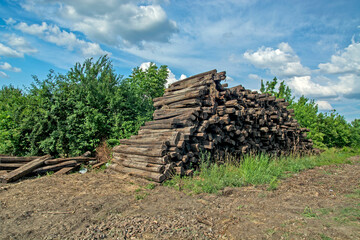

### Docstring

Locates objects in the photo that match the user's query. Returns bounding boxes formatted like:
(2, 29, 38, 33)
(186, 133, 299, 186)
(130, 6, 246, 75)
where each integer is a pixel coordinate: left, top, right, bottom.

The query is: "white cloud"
(0, 71, 9, 78)
(14, 21, 109, 57)
(315, 40, 360, 99)
(166, 70, 188, 87)
(248, 73, 261, 80)
(20, 0, 178, 46)
(226, 76, 234, 82)
(180, 74, 187, 80)
(140, 62, 151, 71)
(318, 41, 360, 75)
(166, 69, 177, 87)
(286, 73, 360, 100)
(5, 34, 38, 54)
(316, 100, 333, 110)
(287, 76, 337, 98)
(0, 62, 21, 72)
(4, 18, 16, 25)
(0, 43, 23, 58)
(15, 21, 48, 36)
(244, 42, 311, 77)
(244, 40, 360, 100)
(335, 74, 360, 99)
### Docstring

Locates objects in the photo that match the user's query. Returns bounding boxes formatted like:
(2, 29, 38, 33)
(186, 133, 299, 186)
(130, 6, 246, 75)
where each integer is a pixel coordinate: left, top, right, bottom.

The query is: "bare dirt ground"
(0, 157, 359, 240)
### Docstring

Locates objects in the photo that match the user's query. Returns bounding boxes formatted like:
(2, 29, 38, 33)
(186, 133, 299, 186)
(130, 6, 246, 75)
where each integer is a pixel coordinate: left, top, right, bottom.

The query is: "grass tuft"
(164, 148, 359, 194)
(302, 206, 318, 218)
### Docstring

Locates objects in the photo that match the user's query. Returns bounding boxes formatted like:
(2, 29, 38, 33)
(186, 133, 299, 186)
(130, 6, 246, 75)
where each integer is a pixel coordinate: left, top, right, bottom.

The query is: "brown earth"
(0, 157, 359, 240)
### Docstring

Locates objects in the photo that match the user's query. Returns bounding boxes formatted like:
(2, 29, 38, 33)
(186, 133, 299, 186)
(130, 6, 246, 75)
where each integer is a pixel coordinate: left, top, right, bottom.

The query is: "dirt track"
(0, 157, 359, 240)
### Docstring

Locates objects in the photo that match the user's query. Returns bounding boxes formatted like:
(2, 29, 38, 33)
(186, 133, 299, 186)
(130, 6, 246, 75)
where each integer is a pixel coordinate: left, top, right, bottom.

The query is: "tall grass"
(164, 148, 359, 194)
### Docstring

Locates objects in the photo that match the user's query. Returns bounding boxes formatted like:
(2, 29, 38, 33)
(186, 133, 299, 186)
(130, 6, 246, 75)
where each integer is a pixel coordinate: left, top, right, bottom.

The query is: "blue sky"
(0, 0, 359, 121)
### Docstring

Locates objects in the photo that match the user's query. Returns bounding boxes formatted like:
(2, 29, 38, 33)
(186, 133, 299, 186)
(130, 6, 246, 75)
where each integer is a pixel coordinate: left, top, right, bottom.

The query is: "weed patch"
(236, 205, 244, 210)
(320, 233, 333, 240)
(302, 206, 318, 218)
(135, 193, 148, 200)
(318, 208, 334, 216)
(345, 189, 360, 198)
(145, 183, 156, 190)
(164, 148, 359, 194)
(334, 207, 360, 224)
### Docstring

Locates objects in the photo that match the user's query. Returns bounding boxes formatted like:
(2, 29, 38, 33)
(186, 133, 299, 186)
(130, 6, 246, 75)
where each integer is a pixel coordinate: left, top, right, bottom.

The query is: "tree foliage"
(260, 77, 359, 148)
(0, 56, 168, 156)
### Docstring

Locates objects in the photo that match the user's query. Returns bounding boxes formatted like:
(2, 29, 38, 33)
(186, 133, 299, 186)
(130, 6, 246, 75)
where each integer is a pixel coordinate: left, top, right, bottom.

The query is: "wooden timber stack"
(111, 70, 313, 182)
(0, 153, 97, 183)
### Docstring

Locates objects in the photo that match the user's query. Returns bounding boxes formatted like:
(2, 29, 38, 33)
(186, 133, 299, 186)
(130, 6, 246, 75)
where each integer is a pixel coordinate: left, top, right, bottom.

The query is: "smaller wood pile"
(0, 153, 97, 183)
(110, 70, 313, 182)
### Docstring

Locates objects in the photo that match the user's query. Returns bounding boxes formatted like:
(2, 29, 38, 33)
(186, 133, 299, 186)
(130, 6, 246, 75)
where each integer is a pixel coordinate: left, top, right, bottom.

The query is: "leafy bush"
(0, 56, 168, 156)
(260, 77, 359, 148)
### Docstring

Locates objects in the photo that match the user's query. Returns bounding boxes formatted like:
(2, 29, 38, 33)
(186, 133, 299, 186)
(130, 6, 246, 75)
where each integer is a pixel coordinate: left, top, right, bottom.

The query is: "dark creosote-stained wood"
(111, 70, 314, 182)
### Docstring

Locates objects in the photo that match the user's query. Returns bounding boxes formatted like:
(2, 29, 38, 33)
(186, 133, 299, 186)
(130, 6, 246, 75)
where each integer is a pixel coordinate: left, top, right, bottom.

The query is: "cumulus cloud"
(166, 70, 178, 87)
(316, 40, 360, 99)
(318, 40, 360, 75)
(244, 42, 310, 77)
(287, 74, 360, 100)
(0, 62, 21, 72)
(180, 74, 187, 80)
(245, 40, 360, 101)
(335, 74, 360, 99)
(20, 0, 178, 46)
(287, 76, 337, 98)
(166, 71, 187, 87)
(316, 100, 333, 111)
(0, 43, 23, 58)
(0, 71, 9, 78)
(14, 21, 109, 57)
(4, 18, 16, 25)
(140, 62, 151, 71)
(248, 73, 261, 80)
(5, 34, 38, 54)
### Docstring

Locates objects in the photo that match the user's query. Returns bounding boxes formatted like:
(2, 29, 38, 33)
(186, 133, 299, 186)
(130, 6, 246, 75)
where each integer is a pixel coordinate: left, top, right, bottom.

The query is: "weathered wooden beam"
(160, 85, 207, 99)
(112, 152, 168, 164)
(169, 69, 216, 88)
(54, 164, 80, 175)
(33, 160, 78, 174)
(110, 164, 166, 182)
(0, 156, 42, 163)
(1, 155, 51, 183)
(122, 160, 164, 173)
(144, 113, 196, 126)
(44, 157, 96, 165)
(154, 92, 202, 107)
(113, 144, 167, 157)
(0, 163, 24, 170)
(166, 98, 202, 108)
(120, 139, 170, 146)
(137, 126, 196, 136)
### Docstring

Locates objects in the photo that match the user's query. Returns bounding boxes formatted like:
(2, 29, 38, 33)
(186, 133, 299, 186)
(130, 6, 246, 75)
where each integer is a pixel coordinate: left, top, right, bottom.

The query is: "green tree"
(0, 86, 27, 154)
(260, 77, 356, 148)
(0, 56, 169, 156)
(350, 119, 360, 147)
(260, 77, 293, 103)
(119, 63, 168, 137)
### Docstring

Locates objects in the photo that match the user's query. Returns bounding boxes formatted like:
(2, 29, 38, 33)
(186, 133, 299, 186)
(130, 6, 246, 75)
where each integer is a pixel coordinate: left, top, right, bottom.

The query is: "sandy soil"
(0, 157, 359, 240)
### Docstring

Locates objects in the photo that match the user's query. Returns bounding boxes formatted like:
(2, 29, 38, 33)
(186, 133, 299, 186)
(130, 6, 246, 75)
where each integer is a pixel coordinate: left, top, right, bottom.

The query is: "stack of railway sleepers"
(110, 70, 313, 182)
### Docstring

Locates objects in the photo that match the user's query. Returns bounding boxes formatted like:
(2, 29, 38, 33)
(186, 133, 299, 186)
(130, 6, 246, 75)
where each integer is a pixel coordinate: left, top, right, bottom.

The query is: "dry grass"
(96, 140, 112, 163)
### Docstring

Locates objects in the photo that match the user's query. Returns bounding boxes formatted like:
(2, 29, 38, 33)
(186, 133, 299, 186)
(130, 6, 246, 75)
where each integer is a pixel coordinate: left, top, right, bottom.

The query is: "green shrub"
(0, 56, 168, 156)
(260, 77, 359, 148)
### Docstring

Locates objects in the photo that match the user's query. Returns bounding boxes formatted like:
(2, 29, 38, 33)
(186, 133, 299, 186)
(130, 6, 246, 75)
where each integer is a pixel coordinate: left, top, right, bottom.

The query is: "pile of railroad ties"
(110, 70, 313, 182)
